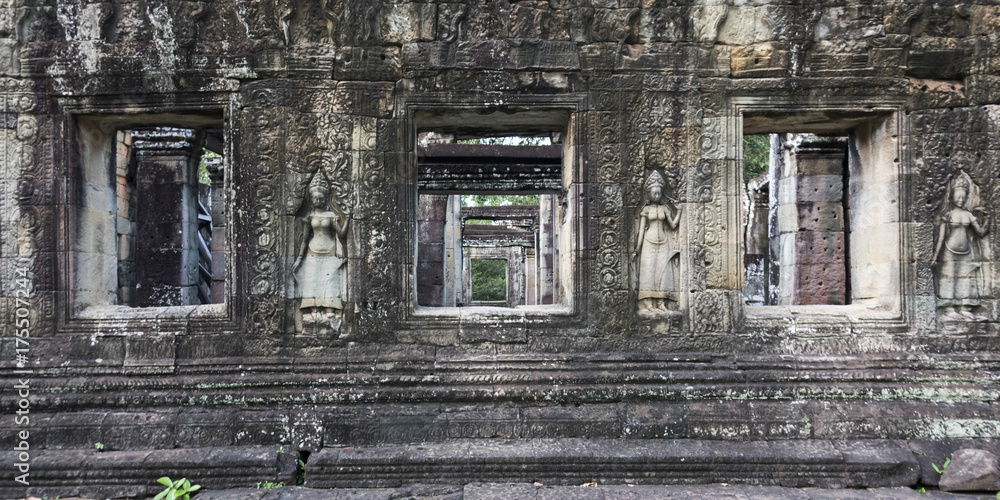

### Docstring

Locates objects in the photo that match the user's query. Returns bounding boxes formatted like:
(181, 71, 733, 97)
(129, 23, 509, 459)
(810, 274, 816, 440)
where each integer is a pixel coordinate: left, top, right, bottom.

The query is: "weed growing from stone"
(296, 459, 307, 485)
(154, 477, 201, 500)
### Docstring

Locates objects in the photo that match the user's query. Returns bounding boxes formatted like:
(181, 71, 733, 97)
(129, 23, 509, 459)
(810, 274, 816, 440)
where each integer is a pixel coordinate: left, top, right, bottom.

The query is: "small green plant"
(154, 477, 201, 500)
(296, 459, 307, 485)
(917, 487, 926, 493)
(932, 457, 951, 474)
(257, 481, 285, 489)
(994, 491, 998, 500)
(94, 442, 104, 452)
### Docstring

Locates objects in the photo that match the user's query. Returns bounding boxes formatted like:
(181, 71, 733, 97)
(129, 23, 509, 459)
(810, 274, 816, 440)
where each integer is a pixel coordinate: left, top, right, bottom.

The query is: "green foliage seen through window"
(197, 149, 220, 185)
(456, 136, 552, 146)
(743, 134, 770, 184)
(463, 194, 540, 207)
(471, 259, 507, 302)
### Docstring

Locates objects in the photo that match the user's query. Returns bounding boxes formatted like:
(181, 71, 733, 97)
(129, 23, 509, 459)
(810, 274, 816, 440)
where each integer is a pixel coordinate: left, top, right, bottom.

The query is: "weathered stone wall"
(2, 0, 1000, 497)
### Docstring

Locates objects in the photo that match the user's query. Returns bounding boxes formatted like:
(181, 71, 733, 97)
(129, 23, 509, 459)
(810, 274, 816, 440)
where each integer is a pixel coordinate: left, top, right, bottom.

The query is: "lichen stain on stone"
(915, 419, 1000, 439)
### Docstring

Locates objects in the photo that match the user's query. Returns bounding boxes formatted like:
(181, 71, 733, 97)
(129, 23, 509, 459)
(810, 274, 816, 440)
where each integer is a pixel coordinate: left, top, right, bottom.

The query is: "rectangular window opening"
(739, 109, 901, 317)
(416, 130, 564, 309)
(742, 132, 852, 306)
(73, 114, 227, 314)
(113, 127, 227, 307)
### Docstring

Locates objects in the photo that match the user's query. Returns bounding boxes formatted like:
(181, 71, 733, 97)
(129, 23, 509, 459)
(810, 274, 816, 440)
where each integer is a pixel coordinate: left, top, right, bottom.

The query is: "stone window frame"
(465, 251, 518, 308)
(727, 96, 914, 330)
(400, 93, 588, 328)
(56, 98, 240, 335)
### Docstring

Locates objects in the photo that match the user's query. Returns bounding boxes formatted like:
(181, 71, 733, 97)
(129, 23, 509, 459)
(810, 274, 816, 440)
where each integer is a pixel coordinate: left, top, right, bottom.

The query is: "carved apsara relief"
(633, 170, 682, 314)
(933, 170, 992, 320)
(292, 172, 350, 335)
(280, 102, 370, 337)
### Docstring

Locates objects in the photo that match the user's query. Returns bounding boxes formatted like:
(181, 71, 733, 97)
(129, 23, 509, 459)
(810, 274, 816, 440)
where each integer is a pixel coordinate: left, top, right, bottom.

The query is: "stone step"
(0, 440, 920, 498)
(192, 484, 980, 500)
(0, 446, 296, 499)
(307, 439, 920, 489)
